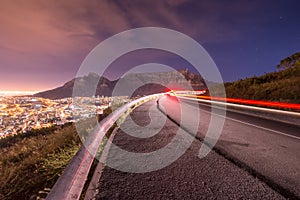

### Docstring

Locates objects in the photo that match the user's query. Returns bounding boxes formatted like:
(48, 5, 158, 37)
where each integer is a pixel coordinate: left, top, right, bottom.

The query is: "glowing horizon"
(0, 90, 40, 96)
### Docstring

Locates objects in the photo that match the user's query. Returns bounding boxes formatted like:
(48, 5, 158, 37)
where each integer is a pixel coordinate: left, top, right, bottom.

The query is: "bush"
(0, 124, 81, 200)
(223, 66, 300, 103)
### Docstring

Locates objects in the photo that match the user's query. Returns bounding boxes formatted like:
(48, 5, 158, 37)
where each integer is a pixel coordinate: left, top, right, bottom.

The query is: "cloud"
(109, 1, 260, 43)
(0, 0, 270, 90)
(0, 0, 260, 60)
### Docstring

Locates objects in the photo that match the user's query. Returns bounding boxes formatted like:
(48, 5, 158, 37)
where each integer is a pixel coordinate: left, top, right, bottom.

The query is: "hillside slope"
(225, 52, 300, 103)
(34, 73, 114, 99)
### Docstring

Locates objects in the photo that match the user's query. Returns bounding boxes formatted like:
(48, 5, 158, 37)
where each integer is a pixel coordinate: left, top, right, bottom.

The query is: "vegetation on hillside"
(223, 52, 300, 103)
(0, 107, 114, 200)
(0, 124, 81, 200)
(276, 52, 300, 70)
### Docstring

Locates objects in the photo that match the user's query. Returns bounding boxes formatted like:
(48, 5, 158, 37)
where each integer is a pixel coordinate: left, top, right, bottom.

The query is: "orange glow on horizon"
(0, 90, 39, 96)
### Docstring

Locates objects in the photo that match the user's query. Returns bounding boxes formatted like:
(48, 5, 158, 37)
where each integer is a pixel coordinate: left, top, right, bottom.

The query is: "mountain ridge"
(34, 70, 206, 99)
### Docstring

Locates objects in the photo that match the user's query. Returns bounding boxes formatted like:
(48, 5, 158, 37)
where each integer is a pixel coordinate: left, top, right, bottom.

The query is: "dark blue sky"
(0, 0, 299, 91)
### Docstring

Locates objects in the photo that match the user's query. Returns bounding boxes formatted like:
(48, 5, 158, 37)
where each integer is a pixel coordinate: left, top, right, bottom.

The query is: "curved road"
(92, 98, 293, 200)
(158, 95, 300, 199)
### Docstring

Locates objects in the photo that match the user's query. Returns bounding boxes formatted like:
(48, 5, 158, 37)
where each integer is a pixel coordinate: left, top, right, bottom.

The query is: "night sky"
(0, 0, 299, 92)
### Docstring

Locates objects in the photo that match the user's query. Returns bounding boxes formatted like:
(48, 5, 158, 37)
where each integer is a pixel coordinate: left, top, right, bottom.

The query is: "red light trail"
(172, 92, 300, 111)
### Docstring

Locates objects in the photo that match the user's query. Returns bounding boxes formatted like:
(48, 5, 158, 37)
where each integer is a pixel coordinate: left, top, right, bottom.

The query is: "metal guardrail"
(47, 93, 299, 199)
(46, 94, 163, 200)
(177, 95, 300, 126)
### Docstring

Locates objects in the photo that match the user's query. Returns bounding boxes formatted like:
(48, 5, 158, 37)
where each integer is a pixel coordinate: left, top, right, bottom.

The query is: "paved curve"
(158, 95, 300, 199)
(93, 100, 284, 200)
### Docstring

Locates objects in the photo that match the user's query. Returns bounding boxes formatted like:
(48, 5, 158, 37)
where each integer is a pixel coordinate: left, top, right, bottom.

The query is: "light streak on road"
(171, 92, 300, 111)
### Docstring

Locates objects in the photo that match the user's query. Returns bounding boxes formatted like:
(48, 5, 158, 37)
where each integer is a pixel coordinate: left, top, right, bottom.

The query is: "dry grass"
(0, 107, 119, 200)
(0, 124, 81, 200)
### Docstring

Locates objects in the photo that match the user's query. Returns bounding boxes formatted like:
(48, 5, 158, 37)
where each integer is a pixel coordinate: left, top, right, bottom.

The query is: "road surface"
(159, 95, 300, 199)
(91, 99, 288, 200)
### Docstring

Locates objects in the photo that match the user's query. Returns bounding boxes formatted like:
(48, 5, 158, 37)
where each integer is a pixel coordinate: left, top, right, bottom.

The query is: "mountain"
(34, 70, 206, 99)
(34, 73, 114, 99)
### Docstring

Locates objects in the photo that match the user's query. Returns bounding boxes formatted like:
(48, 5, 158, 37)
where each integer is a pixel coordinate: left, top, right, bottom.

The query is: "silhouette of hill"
(34, 73, 114, 99)
(34, 52, 300, 103)
(34, 70, 206, 99)
(222, 52, 300, 103)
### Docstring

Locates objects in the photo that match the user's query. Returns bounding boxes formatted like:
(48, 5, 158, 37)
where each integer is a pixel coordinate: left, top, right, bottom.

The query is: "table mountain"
(34, 70, 206, 99)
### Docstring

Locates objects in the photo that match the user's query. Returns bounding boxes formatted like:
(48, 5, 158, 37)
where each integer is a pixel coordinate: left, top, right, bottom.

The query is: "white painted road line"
(178, 96, 300, 141)
(210, 110, 300, 141)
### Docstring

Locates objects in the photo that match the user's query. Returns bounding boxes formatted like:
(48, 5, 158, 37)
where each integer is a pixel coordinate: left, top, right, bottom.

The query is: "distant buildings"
(0, 96, 129, 138)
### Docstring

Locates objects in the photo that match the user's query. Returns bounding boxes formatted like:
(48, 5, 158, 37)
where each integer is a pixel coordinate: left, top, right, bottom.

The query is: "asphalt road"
(93, 99, 286, 200)
(158, 95, 300, 199)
